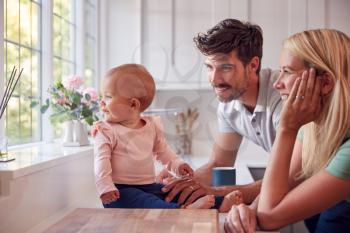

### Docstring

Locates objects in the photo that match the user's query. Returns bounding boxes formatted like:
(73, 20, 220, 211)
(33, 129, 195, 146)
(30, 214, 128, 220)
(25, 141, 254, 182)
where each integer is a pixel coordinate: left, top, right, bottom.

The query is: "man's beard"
(216, 87, 246, 103)
(215, 72, 249, 103)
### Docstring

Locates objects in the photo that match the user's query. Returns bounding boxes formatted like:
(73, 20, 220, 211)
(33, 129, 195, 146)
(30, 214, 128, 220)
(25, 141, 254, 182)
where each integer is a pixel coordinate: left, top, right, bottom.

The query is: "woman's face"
(273, 48, 308, 101)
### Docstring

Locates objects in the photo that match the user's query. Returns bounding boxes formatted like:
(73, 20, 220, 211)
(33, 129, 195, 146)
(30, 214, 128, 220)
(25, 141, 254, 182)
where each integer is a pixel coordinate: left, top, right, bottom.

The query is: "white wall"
(0, 152, 98, 233)
(101, 0, 350, 148)
(101, 0, 350, 86)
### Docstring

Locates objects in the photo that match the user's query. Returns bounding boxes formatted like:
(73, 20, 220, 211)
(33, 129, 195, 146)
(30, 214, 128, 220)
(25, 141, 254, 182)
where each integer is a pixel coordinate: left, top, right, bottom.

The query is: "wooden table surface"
(43, 208, 219, 233)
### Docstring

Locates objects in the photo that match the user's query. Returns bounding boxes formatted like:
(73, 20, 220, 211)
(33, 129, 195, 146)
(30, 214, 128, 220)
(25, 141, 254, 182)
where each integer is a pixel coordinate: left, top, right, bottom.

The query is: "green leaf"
(81, 107, 92, 118)
(40, 104, 49, 113)
(71, 93, 81, 106)
(55, 82, 64, 90)
(52, 104, 65, 112)
(49, 110, 71, 122)
(84, 116, 94, 125)
(30, 101, 39, 108)
(52, 93, 61, 99)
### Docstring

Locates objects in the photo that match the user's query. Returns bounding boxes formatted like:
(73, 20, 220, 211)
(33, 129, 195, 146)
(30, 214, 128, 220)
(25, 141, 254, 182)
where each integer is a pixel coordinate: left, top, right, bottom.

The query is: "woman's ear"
(130, 98, 141, 110)
(320, 73, 334, 96)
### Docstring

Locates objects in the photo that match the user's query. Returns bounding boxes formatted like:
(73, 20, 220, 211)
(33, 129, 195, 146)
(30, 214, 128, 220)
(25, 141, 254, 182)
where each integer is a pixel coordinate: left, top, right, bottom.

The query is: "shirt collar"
(255, 69, 271, 113)
(231, 69, 271, 114)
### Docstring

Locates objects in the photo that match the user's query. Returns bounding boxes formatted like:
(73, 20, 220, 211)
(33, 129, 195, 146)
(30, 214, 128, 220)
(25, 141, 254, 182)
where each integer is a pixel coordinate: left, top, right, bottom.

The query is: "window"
(4, 0, 42, 145)
(2, 0, 99, 145)
(51, 0, 76, 137)
(84, 0, 97, 87)
(53, 0, 76, 82)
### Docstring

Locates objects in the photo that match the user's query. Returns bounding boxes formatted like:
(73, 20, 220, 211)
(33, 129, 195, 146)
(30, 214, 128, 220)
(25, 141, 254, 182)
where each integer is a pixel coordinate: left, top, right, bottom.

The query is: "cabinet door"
(142, 0, 211, 90)
(104, 0, 350, 90)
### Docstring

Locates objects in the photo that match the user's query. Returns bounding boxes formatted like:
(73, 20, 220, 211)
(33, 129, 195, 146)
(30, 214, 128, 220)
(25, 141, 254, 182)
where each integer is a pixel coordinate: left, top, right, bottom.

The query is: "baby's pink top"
(94, 116, 185, 196)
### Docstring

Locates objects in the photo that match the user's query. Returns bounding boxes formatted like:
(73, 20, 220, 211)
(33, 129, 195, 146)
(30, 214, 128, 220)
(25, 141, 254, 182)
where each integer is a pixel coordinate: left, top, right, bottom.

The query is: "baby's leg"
(104, 186, 180, 209)
(185, 195, 215, 209)
(218, 190, 243, 213)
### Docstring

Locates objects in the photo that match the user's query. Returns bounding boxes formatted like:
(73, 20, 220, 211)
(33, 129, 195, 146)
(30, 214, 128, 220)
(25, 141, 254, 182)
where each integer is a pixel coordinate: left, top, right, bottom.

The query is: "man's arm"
(163, 132, 264, 205)
(194, 132, 242, 185)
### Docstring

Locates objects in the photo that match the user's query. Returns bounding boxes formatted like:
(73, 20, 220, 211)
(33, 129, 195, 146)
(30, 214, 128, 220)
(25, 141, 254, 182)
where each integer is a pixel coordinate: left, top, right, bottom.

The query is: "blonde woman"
(224, 29, 350, 233)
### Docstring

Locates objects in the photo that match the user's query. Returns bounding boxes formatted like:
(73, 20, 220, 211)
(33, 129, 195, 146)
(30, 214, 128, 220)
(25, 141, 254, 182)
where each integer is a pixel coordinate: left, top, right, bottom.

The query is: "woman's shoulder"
(337, 135, 350, 154)
(326, 133, 350, 180)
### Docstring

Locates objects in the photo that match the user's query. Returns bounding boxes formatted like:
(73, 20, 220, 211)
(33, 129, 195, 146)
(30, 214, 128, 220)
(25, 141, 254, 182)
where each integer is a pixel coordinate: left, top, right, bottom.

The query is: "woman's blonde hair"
(283, 29, 350, 178)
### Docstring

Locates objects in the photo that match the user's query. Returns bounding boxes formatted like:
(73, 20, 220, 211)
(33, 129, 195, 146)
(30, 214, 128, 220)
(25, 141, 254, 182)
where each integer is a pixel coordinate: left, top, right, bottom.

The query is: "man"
(162, 19, 282, 207)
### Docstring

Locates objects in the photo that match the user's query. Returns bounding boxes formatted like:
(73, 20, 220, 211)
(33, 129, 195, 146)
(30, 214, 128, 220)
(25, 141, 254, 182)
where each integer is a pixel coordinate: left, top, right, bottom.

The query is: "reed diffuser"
(0, 66, 23, 162)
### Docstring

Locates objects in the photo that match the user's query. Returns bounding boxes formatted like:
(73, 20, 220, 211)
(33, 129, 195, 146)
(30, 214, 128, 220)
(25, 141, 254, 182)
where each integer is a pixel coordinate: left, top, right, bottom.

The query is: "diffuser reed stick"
(0, 67, 23, 119)
(0, 66, 23, 162)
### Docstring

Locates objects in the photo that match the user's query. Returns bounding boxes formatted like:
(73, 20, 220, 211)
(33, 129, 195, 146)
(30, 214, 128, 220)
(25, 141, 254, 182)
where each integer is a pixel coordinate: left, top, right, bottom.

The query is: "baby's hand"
(156, 168, 176, 185)
(100, 190, 120, 204)
(178, 163, 194, 177)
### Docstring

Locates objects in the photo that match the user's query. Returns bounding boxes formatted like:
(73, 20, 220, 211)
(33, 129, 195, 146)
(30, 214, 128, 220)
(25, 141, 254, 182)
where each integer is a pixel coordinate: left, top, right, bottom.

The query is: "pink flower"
(56, 98, 66, 105)
(62, 75, 84, 90)
(83, 87, 98, 101)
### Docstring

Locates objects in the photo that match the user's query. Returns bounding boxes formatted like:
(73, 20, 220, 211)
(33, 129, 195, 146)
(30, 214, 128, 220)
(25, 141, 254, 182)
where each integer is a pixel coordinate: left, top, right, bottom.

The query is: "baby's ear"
(320, 73, 334, 96)
(130, 98, 141, 110)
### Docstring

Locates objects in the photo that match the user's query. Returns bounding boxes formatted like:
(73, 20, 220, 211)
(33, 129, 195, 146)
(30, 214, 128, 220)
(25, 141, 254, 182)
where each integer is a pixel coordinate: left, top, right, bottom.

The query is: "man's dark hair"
(194, 19, 263, 74)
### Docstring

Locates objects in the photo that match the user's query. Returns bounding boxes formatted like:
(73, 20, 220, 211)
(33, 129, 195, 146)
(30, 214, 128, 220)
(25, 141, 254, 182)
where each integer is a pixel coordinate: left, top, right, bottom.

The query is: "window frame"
(0, 0, 5, 140)
(3, 0, 43, 145)
(1, 0, 100, 145)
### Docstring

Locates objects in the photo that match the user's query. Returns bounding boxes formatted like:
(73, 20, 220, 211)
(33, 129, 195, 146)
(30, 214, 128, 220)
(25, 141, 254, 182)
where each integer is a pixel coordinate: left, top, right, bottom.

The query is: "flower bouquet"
(38, 75, 100, 146)
(40, 75, 99, 125)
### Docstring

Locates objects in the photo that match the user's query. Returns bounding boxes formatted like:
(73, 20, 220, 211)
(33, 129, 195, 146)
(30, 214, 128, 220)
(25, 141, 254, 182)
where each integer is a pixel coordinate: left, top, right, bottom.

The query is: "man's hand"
(224, 204, 257, 233)
(100, 190, 120, 204)
(162, 177, 213, 205)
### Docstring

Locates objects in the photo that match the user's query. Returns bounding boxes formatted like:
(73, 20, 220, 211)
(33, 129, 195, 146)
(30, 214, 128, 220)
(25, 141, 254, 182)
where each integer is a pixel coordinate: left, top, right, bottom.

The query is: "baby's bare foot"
(186, 195, 215, 209)
(219, 190, 243, 213)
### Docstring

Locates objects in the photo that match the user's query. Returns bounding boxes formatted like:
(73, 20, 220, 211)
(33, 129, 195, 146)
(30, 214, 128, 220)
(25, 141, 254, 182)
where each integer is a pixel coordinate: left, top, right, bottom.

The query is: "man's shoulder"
(260, 68, 280, 87)
(259, 68, 282, 107)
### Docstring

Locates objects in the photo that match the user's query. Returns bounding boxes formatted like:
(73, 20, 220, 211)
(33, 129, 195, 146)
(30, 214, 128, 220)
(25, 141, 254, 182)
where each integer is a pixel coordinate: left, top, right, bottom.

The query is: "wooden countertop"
(43, 208, 219, 233)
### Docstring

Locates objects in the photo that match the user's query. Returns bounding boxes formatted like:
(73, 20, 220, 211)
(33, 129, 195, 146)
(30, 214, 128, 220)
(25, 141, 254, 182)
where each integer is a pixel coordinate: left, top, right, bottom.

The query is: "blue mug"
(212, 167, 236, 186)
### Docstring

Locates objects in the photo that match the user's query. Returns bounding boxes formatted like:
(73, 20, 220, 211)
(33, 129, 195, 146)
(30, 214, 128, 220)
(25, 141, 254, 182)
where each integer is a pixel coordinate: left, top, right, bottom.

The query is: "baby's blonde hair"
(104, 64, 156, 112)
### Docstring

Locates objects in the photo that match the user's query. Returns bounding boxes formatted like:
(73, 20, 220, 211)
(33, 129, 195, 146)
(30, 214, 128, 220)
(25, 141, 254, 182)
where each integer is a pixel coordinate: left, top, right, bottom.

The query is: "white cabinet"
(141, 0, 213, 90)
(101, 0, 350, 90)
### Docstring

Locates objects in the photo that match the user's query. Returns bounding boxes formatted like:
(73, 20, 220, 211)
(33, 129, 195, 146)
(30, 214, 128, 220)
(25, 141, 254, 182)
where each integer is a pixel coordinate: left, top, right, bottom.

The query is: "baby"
(93, 64, 242, 211)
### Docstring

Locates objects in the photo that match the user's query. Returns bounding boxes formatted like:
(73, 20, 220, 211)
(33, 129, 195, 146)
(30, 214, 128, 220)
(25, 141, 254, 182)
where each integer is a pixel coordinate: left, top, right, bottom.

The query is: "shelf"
(0, 143, 93, 180)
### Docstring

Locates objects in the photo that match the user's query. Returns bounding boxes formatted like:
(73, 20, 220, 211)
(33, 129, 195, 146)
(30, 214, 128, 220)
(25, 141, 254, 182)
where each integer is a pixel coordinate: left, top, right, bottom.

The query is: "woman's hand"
(224, 204, 257, 233)
(279, 68, 322, 132)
